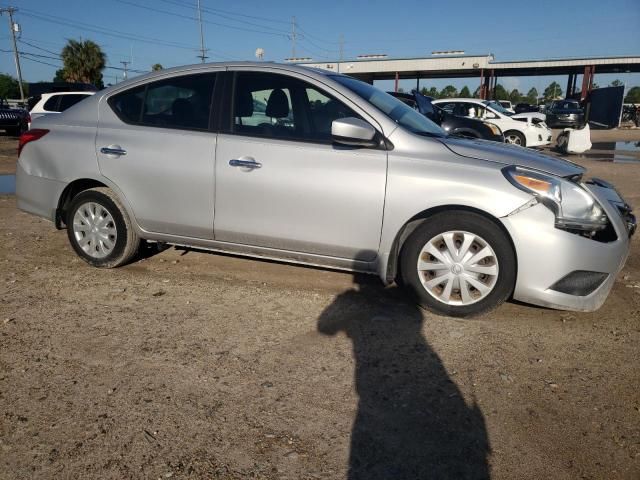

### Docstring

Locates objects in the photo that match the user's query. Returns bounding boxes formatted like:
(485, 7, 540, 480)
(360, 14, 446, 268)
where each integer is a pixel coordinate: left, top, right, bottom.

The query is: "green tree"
(472, 86, 481, 98)
(427, 86, 439, 98)
(60, 39, 106, 88)
(419, 87, 429, 96)
(459, 86, 471, 98)
(439, 85, 458, 98)
(509, 89, 522, 104)
(494, 83, 509, 100)
(625, 86, 640, 103)
(526, 87, 538, 104)
(0, 74, 22, 98)
(610, 79, 623, 87)
(53, 68, 67, 83)
(543, 82, 563, 100)
(152, 63, 163, 71)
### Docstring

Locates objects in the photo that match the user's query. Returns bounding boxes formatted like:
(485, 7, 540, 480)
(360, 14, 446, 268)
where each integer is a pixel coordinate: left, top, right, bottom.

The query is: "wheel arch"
(55, 177, 137, 231)
(503, 129, 526, 146)
(384, 204, 518, 284)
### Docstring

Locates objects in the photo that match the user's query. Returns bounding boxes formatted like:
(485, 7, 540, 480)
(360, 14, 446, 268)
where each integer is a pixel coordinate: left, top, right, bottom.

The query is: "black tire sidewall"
(400, 212, 516, 317)
(66, 190, 129, 267)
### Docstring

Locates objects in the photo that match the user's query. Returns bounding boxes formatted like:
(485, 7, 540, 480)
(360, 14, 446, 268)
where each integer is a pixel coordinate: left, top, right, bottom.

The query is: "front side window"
(109, 73, 217, 130)
(232, 72, 360, 142)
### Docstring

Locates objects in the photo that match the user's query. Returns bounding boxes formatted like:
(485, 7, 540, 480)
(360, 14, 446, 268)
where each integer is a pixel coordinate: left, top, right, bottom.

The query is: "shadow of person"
(318, 273, 490, 480)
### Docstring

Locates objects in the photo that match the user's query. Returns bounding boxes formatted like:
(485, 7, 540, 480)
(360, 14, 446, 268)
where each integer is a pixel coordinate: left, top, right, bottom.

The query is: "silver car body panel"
(15, 61, 632, 312)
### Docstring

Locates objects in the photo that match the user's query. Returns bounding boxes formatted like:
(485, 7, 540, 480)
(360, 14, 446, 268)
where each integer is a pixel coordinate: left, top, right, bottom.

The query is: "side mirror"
(331, 117, 378, 147)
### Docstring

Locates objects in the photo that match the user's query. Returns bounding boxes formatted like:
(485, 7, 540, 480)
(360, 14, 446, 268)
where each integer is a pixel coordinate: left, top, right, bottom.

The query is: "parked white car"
(29, 91, 95, 127)
(433, 98, 552, 147)
(498, 100, 515, 113)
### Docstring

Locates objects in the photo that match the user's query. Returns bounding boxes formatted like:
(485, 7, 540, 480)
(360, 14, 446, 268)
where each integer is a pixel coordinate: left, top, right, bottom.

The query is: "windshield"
(332, 75, 446, 136)
(483, 100, 512, 116)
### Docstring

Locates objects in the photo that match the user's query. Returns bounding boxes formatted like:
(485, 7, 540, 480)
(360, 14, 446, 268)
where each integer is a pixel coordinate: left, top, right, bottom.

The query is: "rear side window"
(109, 73, 217, 130)
(58, 94, 89, 111)
(43, 95, 61, 112)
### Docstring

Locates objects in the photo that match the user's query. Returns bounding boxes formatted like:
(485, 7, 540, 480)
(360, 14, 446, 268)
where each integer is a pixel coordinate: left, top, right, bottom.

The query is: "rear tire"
(66, 187, 140, 268)
(400, 211, 516, 317)
(504, 130, 526, 147)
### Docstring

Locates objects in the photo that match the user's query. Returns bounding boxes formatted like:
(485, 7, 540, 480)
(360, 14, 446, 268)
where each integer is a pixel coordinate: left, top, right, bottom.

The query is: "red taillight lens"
(18, 129, 49, 157)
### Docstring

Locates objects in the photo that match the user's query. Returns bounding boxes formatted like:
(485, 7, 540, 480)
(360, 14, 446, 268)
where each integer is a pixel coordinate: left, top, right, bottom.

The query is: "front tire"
(66, 187, 140, 268)
(504, 130, 526, 146)
(400, 211, 516, 317)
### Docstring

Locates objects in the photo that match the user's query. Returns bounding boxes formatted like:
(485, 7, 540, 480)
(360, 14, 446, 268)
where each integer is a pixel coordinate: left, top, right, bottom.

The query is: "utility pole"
(290, 16, 297, 59)
(338, 33, 344, 73)
(0, 7, 25, 104)
(196, 0, 208, 63)
(120, 60, 130, 80)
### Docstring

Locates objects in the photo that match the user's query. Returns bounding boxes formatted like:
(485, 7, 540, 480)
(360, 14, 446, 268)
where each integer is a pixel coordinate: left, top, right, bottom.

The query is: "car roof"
(432, 98, 486, 103)
(101, 61, 335, 94)
(41, 91, 95, 97)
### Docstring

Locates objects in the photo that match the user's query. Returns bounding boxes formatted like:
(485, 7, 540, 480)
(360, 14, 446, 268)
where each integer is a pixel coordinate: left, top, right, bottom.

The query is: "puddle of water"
(0, 174, 16, 194)
(591, 141, 640, 152)
(578, 153, 640, 163)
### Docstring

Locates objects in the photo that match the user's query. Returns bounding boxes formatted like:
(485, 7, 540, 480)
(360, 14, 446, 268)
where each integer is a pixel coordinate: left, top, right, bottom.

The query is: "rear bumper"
(500, 184, 632, 311)
(16, 162, 65, 223)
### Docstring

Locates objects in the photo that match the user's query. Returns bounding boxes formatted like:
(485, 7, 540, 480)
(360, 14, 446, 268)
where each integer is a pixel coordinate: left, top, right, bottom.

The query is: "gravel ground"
(1, 130, 640, 479)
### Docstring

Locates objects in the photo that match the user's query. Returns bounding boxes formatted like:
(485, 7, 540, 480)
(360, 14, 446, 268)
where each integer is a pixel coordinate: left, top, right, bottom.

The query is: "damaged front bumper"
(500, 179, 634, 311)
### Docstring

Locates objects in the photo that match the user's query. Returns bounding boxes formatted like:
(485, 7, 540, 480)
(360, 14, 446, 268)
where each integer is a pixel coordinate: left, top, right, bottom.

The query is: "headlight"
(503, 166, 608, 231)
(482, 122, 501, 136)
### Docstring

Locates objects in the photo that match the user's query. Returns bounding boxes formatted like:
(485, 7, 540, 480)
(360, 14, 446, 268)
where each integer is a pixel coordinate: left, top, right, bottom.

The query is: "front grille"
(550, 270, 609, 296)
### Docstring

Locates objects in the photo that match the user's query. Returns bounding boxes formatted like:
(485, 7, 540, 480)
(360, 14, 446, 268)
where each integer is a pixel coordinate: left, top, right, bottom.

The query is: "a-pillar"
(394, 71, 399, 93)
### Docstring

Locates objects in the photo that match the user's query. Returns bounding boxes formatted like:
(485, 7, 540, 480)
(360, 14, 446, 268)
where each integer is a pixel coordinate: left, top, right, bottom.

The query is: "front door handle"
(100, 145, 127, 156)
(229, 159, 262, 169)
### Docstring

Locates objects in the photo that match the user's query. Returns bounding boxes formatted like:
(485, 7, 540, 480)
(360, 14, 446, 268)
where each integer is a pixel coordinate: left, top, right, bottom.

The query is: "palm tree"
(60, 39, 106, 86)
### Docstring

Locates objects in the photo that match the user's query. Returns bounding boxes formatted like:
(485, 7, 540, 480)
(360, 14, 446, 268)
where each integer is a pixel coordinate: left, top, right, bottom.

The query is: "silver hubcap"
(72, 202, 117, 259)
(506, 134, 522, 145)
(417, 231, 499, 306)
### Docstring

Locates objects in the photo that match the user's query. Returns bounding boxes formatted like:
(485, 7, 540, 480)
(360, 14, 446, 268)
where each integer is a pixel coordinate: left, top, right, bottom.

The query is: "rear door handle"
(229, 159, 262, 169)
(100, 145, 127, 156)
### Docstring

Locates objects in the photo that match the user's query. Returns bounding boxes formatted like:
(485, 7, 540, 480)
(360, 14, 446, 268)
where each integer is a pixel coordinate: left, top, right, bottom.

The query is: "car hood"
(439, 136, 585, 177)
(511, 112, 546, 122)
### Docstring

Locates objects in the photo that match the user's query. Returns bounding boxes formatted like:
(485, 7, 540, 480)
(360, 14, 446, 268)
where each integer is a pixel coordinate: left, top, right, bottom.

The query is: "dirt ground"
(1, 129, 640, 479)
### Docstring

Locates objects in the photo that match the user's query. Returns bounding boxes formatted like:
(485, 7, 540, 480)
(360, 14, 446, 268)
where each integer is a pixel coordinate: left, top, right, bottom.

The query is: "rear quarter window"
(42, 95, 61, 112)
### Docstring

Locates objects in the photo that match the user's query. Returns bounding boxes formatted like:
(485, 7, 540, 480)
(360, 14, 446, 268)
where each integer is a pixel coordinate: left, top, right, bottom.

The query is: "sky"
(0, 0, 639, 94)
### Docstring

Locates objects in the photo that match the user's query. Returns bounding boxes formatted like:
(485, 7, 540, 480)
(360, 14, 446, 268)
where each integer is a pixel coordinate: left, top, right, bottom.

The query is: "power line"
(158, 0, 290, 25)
(113, 0, 287, 38)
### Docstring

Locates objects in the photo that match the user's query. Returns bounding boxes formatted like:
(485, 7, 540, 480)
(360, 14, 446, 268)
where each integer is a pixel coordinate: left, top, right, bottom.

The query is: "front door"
(214, 71, 387, 261)
(96, 72, 219, 239)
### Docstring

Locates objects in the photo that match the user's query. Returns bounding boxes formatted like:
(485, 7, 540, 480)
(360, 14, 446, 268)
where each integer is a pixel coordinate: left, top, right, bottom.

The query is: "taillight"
(18, 129, 49, 157)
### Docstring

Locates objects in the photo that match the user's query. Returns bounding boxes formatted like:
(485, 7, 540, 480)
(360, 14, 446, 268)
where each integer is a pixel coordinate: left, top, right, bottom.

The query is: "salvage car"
(389, 91, 504, 142)
(545, 99, 585, 128)
(0, 98, 29, 136)
(16, 63, 635, 317)
(433, 98, 551, 147)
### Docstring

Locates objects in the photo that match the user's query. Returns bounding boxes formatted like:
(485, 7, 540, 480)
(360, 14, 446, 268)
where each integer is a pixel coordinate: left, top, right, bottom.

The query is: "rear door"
(213, 69, 387, 260)
(96, 70, 219, 239)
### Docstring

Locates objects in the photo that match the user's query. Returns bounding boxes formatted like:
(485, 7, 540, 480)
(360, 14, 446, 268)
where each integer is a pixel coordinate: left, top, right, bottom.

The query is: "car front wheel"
(400, 211, 516, 317)
(66, 187, 140, 268)
(504, 130, 526, 146)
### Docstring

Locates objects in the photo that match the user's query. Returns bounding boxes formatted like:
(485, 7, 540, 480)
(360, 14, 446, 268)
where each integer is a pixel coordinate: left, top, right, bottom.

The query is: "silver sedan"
(16, 62, 635, 317)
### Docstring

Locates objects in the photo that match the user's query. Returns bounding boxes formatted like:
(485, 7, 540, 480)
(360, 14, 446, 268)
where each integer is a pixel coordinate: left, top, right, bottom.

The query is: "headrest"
(235, 89, 254, 117)
(266, 89, 289, 118)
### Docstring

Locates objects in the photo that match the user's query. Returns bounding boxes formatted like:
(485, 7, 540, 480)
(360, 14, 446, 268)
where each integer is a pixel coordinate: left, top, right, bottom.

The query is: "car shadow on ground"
(317, 273, 490, 480)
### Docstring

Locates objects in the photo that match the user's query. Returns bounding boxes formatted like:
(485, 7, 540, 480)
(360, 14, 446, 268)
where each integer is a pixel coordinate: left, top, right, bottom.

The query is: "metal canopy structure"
(301, 54, 640, 100)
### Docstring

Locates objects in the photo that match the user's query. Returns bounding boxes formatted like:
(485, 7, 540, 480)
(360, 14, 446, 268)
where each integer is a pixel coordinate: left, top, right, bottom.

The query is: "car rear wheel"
(66, 187, 140, 268)
(504, 130, 526, 146)
(400, 211, 516, 317)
